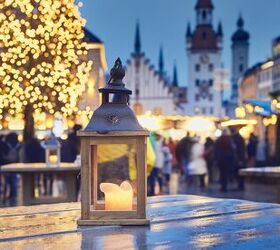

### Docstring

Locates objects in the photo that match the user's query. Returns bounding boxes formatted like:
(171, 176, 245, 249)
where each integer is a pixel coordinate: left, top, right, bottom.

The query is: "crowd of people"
(147, 129, 259, 195)
(0, 125, 259, 206)
(0, 125, 81, 205)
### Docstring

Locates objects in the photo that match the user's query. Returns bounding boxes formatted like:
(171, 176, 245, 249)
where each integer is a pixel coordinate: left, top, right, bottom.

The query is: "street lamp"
(77, 58, 150, 226)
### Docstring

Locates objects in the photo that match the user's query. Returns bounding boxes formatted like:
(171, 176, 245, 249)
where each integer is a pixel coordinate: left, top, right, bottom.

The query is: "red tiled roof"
(190, 25, 218, 50)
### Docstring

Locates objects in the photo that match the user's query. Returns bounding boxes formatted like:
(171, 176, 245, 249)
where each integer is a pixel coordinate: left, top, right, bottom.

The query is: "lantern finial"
(109, 58, 125, 85)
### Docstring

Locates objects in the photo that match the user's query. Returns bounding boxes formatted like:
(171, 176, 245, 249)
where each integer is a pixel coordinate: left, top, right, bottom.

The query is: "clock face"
(200, 54, 209, 64)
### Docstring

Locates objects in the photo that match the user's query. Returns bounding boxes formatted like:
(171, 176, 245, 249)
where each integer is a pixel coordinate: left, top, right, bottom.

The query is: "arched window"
(202, 10, 207, 20)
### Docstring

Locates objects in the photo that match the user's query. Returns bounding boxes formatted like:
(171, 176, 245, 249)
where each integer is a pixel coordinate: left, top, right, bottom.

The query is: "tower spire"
(186, 22, 192, 38)
(134, 21, 141, 54)
(217, 21, 223, 37)
(172, 63, 178, 87)
(159, 46, 164, 75)
(237, 13, 244, 29)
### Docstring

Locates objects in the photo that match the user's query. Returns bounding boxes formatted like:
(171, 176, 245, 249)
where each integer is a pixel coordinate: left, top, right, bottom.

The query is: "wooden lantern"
(77, 58, 150, 226)
(41, 134, 61, 167)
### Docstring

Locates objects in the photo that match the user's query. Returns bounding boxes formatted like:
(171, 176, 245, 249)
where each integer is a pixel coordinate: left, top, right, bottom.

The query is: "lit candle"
(49, 155, 58, 164)
(100, 181, 133, 211)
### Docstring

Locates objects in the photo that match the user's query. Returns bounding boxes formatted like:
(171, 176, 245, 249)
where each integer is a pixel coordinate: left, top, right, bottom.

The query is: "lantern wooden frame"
(77, 130, 150, 226)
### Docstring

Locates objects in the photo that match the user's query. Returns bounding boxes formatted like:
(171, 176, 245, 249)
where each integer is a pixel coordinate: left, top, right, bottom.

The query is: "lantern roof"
(83, 58, 147, 134)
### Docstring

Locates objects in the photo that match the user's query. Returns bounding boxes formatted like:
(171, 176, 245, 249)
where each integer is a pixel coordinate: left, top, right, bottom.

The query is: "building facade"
(185, 0, 223, 117)
(124, 23, 181, 115)
(239, 65, 258, 103)
(79, 29, 107, 112)
(257, 60, 273, 101)
(272, 36, 280, 93)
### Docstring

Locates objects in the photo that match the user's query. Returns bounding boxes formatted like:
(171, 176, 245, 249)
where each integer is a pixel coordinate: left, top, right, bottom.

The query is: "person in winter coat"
(61, 124, 82, 162)
(167, 138, 177, 171)
(204, 137, 215, 183)
(232, 129, 246, 190)
(4, 133, 21, 205)
(175, 133, 194, 176)
(214, 129, 235, 192)
(162, 139, 173, 187)
(148, 133, 164, 196)
(247, 133, 258, 168)
(187, 142, 207, 188)
(0, 135, 9, 201)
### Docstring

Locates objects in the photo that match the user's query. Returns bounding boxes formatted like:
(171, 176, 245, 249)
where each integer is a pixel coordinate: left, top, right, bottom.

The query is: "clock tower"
(185, 0, 223, 116)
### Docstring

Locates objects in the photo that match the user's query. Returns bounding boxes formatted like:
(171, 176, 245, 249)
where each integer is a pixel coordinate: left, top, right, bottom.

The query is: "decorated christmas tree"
(0, 0, 92, 140)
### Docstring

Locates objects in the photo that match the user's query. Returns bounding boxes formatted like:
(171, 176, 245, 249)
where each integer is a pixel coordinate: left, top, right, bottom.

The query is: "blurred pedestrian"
(175, 132, 194, 176)
(21, 137, 44, 163)
(148, 133, 164, 196)
(167, 138, 177, 171)
(0, 135, 9, 201)
(247, 133, 258, 168)
(188, 142, 207, 188)
(4, 133, 21, 205)
(204, 137, 215, 183)
(61, 124, 82, 162)
(215, 129, 235, 192)
(162, 139, 173, 188)
(232, 129, 246, 190)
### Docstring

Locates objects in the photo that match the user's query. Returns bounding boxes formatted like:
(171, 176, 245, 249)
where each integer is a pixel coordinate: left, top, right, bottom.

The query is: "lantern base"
(77, 218, 150, 226)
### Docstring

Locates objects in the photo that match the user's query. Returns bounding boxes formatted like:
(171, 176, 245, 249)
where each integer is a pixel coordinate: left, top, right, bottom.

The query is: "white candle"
(100, 181, 133, 211)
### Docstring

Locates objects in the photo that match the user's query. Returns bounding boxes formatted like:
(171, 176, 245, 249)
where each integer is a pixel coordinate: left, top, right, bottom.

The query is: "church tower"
(186, 0, 223, 116)
(231, 15, 250, 104)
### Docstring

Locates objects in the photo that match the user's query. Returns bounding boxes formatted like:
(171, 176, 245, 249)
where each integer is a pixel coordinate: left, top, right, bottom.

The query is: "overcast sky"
(80, 0, 280, 87)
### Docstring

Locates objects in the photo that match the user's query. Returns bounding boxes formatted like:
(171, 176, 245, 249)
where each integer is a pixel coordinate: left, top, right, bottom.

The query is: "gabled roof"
(83, 28, 103, 44)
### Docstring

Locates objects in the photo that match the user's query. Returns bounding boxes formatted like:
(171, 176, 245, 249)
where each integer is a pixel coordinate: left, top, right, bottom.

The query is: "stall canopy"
(244, 99, 276, 116)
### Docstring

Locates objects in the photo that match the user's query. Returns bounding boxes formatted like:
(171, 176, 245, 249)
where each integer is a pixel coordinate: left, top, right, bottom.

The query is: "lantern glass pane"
(92, 143, 137, 211)
(48, 149, 59, 164)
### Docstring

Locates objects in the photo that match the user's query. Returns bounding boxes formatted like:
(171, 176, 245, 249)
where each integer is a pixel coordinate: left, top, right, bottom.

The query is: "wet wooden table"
(1, 195, 280, 249)
(0, 163, 80, 205)
(240, 167, 280, 203)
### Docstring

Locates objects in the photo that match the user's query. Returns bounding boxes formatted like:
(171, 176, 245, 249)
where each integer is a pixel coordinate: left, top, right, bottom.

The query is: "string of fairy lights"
(0, 0, 92, 125)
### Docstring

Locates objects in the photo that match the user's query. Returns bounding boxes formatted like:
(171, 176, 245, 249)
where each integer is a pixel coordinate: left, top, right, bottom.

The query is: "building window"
(195, 94, 199, 101)
(239, 64, 244, 73)
(210, 107, 214, 114)
(209, 79, 213, 86)
(209, 94, 213, 101)
(209, 64, 213, 72)
(202, 32, 207, 40)
(195, 79, 200, 86)
(195, 64, 200, 72)
(202, 10, 207, 20)
(202, 107, 206, 114)
(194, 107, 200, 114)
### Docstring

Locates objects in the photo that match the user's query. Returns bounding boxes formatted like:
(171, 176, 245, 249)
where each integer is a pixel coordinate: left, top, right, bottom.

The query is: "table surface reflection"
(1, 195, 280, 249)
